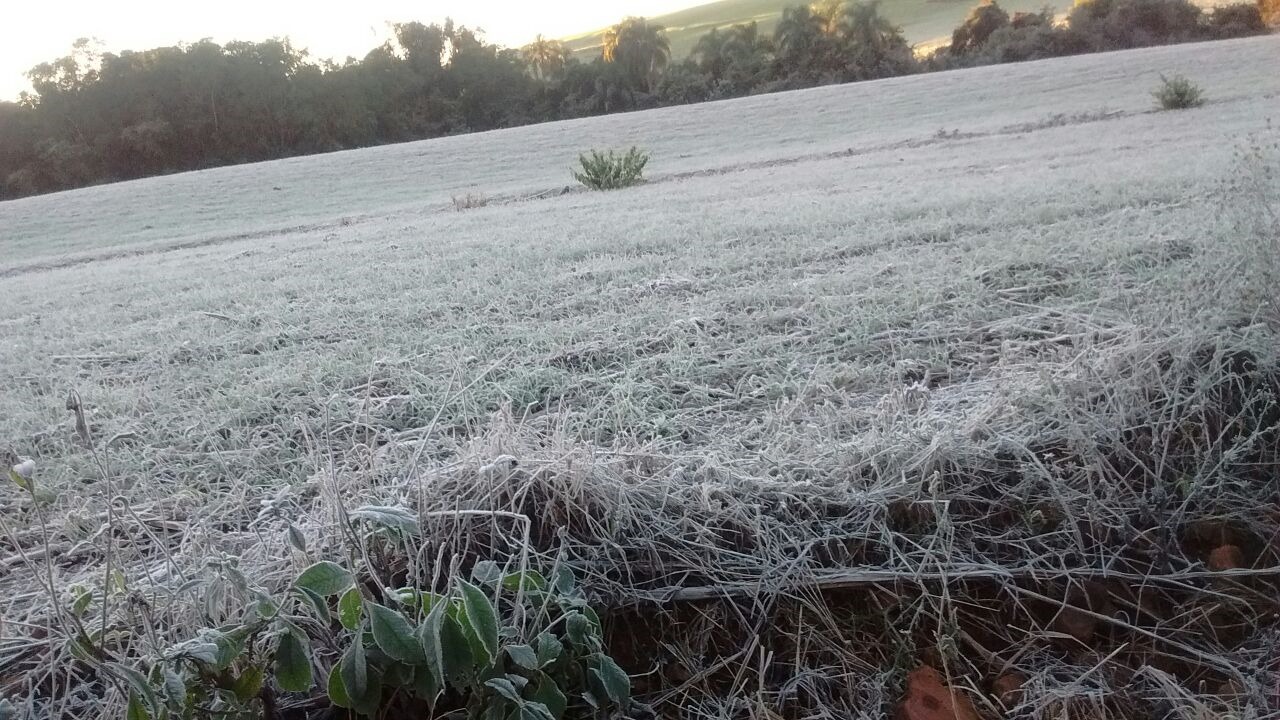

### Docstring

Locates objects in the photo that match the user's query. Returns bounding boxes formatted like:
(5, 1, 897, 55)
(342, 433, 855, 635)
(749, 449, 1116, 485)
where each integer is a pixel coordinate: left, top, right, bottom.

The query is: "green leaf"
(161, 669, 186, 708)
(8, 469, 29, 492)
(351, 665, 383, 718)
(520, 703, 557, 720)
(529, 673, 567, 719)
(286, 523, 307, 554)
(591, 654, 631, 707)
(295, 586, 331, 625)
(417, 601, 446, 689)
(501, 570, 548, 593)
(419, 591, 448, 615)
(274, 630, 313, 692)
(327, 664, 352, 709)
(534, 633, 562, 667)
(67, 632, 98, 663)
(412, 664, 442, 702)
(369, 603, 426, 665)
(564, 612, 591, 649)
(485, 677, 523, 704)
(552, 565, 575, 595)
(295, 561, 353, 596)
(471, 560, 503, 586)
(126, 691, 150, 720)
(340, 631, 369, 702)
(349, 505, 420, 535)
(506, 644, 538, 670)
(70, 586, 93, 618)
(107, 663, 158, 713)
(339, 587, 363, 631)
(458, 579, 500, 663)
(440, 611, 475, 686)
(170, 639, 219, 666)
(212, 626, 251, 670)
(231, 665, 265, 701)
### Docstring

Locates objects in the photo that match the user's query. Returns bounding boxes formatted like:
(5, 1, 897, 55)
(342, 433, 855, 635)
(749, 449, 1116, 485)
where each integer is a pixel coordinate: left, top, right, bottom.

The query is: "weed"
(1153, 73, 1205, 110)
(451, 193, 489, 211)
(572, 147, 649, 190)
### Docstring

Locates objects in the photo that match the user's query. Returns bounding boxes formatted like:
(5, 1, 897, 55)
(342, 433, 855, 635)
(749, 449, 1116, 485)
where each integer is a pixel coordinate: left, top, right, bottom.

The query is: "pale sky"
(0, 1, 695, 101)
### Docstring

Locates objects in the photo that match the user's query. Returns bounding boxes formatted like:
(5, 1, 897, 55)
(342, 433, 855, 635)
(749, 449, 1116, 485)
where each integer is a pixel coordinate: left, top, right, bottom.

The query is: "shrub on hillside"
(1204, 2, 1268, 37)
(573, 147, 650, 190)
(1153, 73, 1206, 109)
(1068, 0, 1205, 49)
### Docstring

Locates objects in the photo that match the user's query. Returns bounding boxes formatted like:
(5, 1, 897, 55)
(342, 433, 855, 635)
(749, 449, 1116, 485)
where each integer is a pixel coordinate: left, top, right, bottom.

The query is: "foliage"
(950, 1, 1012, 55)
(1068, 0, 1206, 48)
(602, 17, 671, 93)
(1204, 2, 1268, 37)
(572, 147, 650, 190)
(1264, 0, 1280, 26)
(1153, 73, 1206, 109)
(66, 555, 627, 720)
(521, 35, 571, 83)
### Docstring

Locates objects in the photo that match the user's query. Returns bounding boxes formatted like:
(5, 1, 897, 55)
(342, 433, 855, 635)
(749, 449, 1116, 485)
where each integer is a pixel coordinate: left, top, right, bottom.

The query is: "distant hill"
(561, 0, 1071, 59)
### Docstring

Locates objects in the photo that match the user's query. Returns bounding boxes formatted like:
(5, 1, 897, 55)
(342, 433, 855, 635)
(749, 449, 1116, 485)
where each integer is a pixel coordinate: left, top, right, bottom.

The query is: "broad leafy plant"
(106, 556, 628, 720)
(572, 147, 650, 190)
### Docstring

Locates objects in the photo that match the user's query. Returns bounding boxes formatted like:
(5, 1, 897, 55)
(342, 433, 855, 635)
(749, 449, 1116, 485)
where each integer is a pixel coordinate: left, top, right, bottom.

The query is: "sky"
(0, 0, 696, 101)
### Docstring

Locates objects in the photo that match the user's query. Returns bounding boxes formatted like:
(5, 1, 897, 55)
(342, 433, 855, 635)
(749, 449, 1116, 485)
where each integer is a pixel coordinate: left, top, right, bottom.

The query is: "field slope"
(1, 36, 1278, 719)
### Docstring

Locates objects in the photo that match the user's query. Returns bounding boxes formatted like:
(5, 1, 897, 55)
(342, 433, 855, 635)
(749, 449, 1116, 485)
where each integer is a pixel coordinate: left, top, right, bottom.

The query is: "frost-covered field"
(1, 35, 1279, 719)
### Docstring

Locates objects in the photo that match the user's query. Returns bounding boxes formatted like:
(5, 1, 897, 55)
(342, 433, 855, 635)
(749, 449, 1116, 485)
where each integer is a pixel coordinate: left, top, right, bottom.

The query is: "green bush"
(572, 147, 650, 190)
(1153, 73, 1206, 110)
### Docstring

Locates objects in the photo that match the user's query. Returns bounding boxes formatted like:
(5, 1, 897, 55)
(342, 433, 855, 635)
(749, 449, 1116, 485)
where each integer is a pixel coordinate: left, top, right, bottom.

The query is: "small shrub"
(572, 147, 650, 190)
(1153, 74, 1205, 110)
(451, 192, 489, 211)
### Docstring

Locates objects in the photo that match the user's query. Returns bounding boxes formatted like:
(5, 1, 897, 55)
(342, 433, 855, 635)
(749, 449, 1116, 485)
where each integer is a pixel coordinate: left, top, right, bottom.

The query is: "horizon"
(0, 0, 696, 101)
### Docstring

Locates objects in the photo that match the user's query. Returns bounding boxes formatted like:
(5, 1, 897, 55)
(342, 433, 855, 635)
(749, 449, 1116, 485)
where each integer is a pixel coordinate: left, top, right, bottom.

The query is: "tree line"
(1, 0, 1273, 200)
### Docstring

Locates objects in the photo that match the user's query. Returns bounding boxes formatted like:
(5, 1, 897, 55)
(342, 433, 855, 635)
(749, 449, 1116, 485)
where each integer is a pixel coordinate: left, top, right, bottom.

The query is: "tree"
(951, 1, 1011, 54)
(601, 17, 671, 92)
(774, 4, 828, 77)
(521, 35, 570, 82)
(692, 28, 730, 78)
(812, 0, 848, 35)
(393, 22, 447, 78)
(839, 1, 915, 78)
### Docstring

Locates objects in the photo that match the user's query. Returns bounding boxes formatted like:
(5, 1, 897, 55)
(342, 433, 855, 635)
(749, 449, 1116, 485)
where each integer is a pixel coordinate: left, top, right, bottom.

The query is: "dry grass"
(0, 36, 1278, 720)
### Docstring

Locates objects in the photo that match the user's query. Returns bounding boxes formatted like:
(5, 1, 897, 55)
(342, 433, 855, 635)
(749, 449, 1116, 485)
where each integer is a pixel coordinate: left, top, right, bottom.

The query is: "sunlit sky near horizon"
(0, 1, 696, 101)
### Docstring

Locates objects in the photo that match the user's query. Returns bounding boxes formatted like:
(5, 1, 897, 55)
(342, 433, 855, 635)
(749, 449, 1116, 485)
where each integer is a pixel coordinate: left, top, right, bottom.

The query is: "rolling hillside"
(2, 36, 1278, 720)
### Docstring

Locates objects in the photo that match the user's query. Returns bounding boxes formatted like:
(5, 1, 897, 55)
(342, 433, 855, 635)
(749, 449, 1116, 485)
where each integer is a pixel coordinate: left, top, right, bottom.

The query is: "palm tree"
(723, 21, 768, 58)
(842, 1, 899, 49)
(521, 35, 570, 82)
(602, 17, 671, 92)
(692, 27, 728, 77)
(811, 0, 848, 35)
(841, 1, 912, 76)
